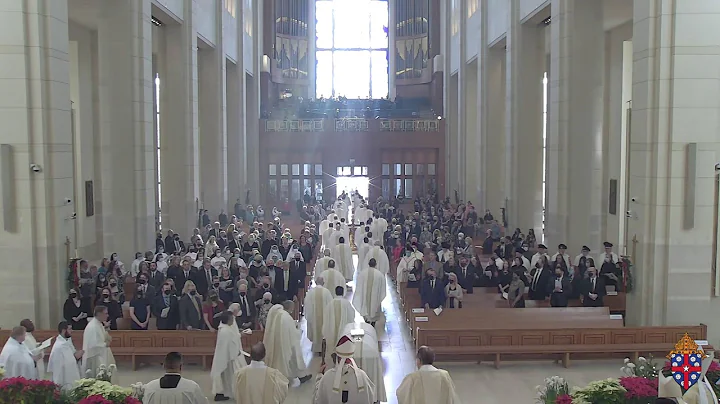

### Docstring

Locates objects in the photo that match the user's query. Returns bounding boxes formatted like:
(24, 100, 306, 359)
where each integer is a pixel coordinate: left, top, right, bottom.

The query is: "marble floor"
(114, 257, 624, 403)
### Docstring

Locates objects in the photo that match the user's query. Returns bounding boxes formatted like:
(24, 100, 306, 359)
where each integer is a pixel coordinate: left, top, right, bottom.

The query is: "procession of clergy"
(0, 191, 459, 404)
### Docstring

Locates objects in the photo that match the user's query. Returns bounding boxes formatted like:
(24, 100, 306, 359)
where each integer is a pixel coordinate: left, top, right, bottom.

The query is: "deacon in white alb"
(313, 334, 376, 404)
(82, 305, 115, 379)
(20, 319, 46, 379)
(322, 286, 356, 363)
(210, 311, 244, 401)
(353, 258, 387, 326)
(364, 242, 390, 275)
(0, 326, 39, 379)
(143, 352, 209, 404)
(321, 261, 346, 299)
(332, 237, 355, 282)
(314, 249, 333, 281)
(263, 302, 309, 387)
(303, 277, 333, 355)
(47, 321, 83, 390)
(234, 342, 289, 404)
(396, 346, 461, 404)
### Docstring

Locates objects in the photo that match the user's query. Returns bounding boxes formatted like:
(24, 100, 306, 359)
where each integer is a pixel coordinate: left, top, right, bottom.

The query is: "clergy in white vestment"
(47, 321, 83, 390)
(370, 217, 387, 246)
(319, 219, 331, 237)
(211, 311, 244, 401)
(396, 251, 416, 283)
(364, 243, 390, 275)
(20, 319, 46, 379)
(82, 305, 115, 379)
(332, 237, 355, 281)
(356, 240, 371, 273)
(0, 326, 39, 379)
(313, 334, 376, 404)
(341, 322, 386, 402)
(314, 249, 333, 281)
(352, 258, 387, 325)
(396, 346, 461, 404)
(235, 342, 288, 404)
(321, 262, 347, 299)
(322, 227, 337, 252)
(263, 302, 309, 387)
(322, 286, 356, 363)
(143, 352, 209, 404)
(304, 277, 333, 354)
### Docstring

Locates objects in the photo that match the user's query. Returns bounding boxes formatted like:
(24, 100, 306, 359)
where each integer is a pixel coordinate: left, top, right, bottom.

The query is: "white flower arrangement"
(536, 375, 570, 403)
(85, 363, 117, 382)
(72, 378, 133, 397)
(620, 355, 658, 379)
(130, 382, 145, 400)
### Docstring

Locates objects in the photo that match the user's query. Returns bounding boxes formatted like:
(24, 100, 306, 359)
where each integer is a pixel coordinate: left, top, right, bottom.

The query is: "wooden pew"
(0, 329, 265, 371)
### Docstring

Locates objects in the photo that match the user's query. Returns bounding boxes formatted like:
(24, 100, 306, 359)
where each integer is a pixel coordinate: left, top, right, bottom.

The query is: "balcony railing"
(263, 118, 441, 133)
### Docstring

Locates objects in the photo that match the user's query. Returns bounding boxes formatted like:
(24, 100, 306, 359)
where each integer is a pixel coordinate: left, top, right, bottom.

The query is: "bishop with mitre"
(304, 276, 333, 355)
(313, 334, 376, 404)
(352, 258, 386, 326)
(263, 301, 310, 387)
(234, 342, 289, 404)
(47, 321, 83, 390)
(0, 326, 39, 379)
(211, 311, 244, 401)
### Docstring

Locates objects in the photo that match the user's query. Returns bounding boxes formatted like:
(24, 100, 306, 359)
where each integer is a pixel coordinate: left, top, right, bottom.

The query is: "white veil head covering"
(332, 334, 365, 392)
(287, 245, 304, 262)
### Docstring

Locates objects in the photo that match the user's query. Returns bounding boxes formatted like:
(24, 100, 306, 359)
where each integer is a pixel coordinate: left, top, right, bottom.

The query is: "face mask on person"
(110, 282, 117, 287)
(189, 290, 197, 296)
(294, 257, 301, 261)
(213, 282, 220, 288)
(70, 293, 77, 299)
(163, 289, 171, 295)
(102, 293, 110, 300)
(138, 279, 146, 285)
(210, 295, 218, 301)
(239, 291, 246, 297)
(263, 283, 270, 288)
(263, 299, 270, 304)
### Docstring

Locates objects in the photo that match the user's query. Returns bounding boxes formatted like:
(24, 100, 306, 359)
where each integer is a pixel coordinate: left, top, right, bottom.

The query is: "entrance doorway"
(335, 176, 370, 200)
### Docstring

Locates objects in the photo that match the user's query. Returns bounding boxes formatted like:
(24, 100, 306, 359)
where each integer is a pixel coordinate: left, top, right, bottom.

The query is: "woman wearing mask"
(107, 275, 125, 304)
(445, 272, 463, 309)
(407, 259, 423, 288)
(129, 286, 151, 330)
(218, 267, 235, 303)
(63, 289, 90, 330)
(266, 244, 283, 263)
(256, 292, 274, 330)
(248, 254, 265, 280)
(298, 235, 313, 262)
(242, 235, 260, 262)
(238, 268, 257, 289)
(98, 287, 123, 330)
(205, 236, 220, 256)
(202, 291, 225, 331)
(507, 269, 528, 308)
(497, 260, 512, 296)
(210, 249, 226, 270)
(95, 273, 109, 297)
(110, 252, 125, 274)
(228, 255, 241, 279)
(155, 253, 168, 274)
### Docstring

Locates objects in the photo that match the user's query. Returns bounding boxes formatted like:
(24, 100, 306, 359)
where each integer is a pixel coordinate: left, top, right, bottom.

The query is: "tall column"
(198, 2, 228, 216)
(97, 0, 156, 259)
(227, 0, 249, 213)
(388, 0, 396, 100)
(245, 0, 262, 204)
(546, 0, 604, 252)
(463, 63, 478, 202)
(484, 46, 506, 215)
(475, 0, 489, 210)
(456, 0, 467, 200)
(161, 0, 200, 238)
(0, 0, 72, 327)
(505, 2, 545, 234)
(627, 0, 720, 344)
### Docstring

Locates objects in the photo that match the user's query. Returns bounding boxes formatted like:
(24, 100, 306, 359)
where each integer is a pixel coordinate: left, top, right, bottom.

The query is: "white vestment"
(82, 318, 115, 378)
(235, 361, 289, 404)
(0, 337, 38, 379)
(341, 323, 386, 402)
(263, 305, 308, 379)
(47, 335, 81, 390)
(352, 266, 386, 322)
(23, 332, 45, 379)
(319, 220, 331, 236)
(143, 374, 209, 404)
(396, 256, 415, 283)
(365, 246, 390, 275)
(314, 256, 333, 281)
(332, 243, 355, 281)
(321, 298, 356, 360)
(322, 228, 336, 252)
(304, 286, 333, 353)
(321, 268, 347, 298)
(371, 219, 388, 245)
(356, 244, 371, 273)
(211, 323, 243, 396)
(396, 365, 461, 404)
(313, 366, 376, 404)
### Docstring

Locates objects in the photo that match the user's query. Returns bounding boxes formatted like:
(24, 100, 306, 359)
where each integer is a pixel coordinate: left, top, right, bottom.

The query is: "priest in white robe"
(235, 342, 289, 404)
(356, 238, 371, 274)
(0, 326, 39, 379)
(47, 321, 83, 390)
(322, 226, 337, 253)
(365, 243, 390, 275)
(144, 352, 209, 404)
(332, 237, 355, 281)
(263, 302, 309, 387)
(341, 322, 386, 403)
(314, 249, 333, 281)
(319, 219, 331, 237)
(396, 346, 461, 404)
(211, 311, 244, 401)
(370, 217, 387, 246)
(322, 261, 347, 299)
(82, 305, 115, 379)
(352, 258, 386, 325)
(322, 286, 356, 363)
(304, 277, 333, 355)
(313, 334, 376, 404)
(20, 319, 46, 379)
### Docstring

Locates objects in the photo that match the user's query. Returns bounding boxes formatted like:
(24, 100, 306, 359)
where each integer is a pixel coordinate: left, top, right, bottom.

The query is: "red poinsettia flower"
(620, 376, 659, 399)
(555, 394, 573, 404)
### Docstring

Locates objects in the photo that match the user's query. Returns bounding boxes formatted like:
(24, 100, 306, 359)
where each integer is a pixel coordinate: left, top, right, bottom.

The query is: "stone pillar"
(456, 0, 467, 201)
(626, 0, 720, 345)
(96, 0, 156, 259)
(227, 0, 249, 214)
(484, 46, 506, 215)
(198, 2, 227, 217)
(0, 0, 72, 327)
(388, 0, 396, 100)
(505, 2, 545, 234)
(245, 0, 262, 204)
(545, 0, 604, 252)
(160, 0, 200, 238)
(475, 0, 489, 210)
(463, 62, 478, 202)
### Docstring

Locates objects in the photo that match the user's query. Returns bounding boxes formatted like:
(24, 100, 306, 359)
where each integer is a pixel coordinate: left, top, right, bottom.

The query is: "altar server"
(211, 311, 244, 401)
(143, 352, 208, 404)
(0, 326, 38, 379)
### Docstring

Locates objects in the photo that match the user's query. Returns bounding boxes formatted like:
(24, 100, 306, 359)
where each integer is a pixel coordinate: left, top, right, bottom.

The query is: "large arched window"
(315, 0, 388, 99)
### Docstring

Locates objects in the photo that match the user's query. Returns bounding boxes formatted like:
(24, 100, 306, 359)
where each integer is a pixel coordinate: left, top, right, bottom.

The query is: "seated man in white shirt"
(143, 351, 208, 404)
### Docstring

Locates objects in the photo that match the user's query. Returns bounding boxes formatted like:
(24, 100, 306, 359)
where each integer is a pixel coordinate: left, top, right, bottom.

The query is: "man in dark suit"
(288, 251, 307, 286)
(581, 266, 606, 307)
(261, 230, 278, 257)
(254, 275, 279, 305)
(453, 255, 476, 294)
(152, 282, 180, 330)
(420, 268, 446, 309)
(178, 282, 203, 330)
(136, 273, 156, 305)
(494, 237, 513, 260)
(547, 266, 572, 307)
(273, 262, 301, 302)
(234, 282, 256, 329)
(192, 259, 218, 300)
(173, 259, 193, 291)
(528, 260, 552, 300)
(164, 230, 176, 254)
(147, 263, 165, 295)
